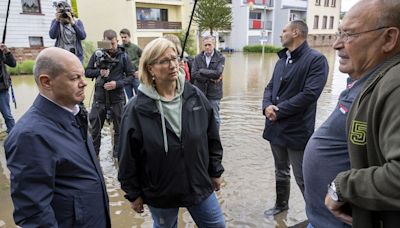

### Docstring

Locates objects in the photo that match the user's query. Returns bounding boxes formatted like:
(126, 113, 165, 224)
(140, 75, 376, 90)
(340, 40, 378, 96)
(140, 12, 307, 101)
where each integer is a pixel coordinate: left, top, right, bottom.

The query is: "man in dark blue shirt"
(262, 20, 328, 216)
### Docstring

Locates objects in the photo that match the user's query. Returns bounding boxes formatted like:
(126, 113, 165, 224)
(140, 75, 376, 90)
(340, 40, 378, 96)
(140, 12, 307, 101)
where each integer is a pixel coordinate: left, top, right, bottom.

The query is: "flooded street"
(0, 48, 347, 227)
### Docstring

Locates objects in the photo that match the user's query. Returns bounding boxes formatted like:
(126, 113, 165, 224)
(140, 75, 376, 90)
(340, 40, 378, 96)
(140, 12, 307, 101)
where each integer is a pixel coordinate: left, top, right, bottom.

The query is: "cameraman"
(85, 29, 134, 158)
(49, 1, 86, 63)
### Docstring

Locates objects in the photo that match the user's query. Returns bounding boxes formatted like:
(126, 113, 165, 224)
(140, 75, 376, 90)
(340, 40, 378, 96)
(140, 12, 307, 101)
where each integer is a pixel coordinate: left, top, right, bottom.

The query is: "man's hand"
(130, 197, 144, 213)
(66, 11, 75, 25)
(325, 194, 352, 225)
(211, 177, 223, 191)
(264, 105, 279, 121)
(104, 81, 116, 91)
(55, 12, 61, 21)
(0, 43, 9, 53)
(100, 69, 110, 77)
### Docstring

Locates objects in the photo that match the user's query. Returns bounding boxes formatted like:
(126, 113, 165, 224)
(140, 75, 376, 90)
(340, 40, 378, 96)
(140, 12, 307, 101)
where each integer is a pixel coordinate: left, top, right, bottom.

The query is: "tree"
(178, 29, 196, 56)
(193, 0, 232, 36)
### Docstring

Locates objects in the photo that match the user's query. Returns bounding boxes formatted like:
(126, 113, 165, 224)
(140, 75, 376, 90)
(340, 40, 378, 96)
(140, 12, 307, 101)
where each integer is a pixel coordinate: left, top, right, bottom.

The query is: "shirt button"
(276, 96, 280, 101)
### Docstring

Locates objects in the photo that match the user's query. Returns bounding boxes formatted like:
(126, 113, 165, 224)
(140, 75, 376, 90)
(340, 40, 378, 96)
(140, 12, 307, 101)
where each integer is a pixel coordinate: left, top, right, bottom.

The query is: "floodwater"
(0, 49, 347, 228)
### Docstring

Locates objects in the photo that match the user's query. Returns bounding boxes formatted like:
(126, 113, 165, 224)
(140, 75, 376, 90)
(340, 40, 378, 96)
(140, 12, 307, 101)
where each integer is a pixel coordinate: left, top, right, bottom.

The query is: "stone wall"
(307, 34, 336, 47)
(8, 47, 45, 62)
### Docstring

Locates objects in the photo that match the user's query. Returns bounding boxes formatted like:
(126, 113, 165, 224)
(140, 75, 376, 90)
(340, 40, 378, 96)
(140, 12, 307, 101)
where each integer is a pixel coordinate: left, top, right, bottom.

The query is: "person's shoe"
(264, 204, 289, 216)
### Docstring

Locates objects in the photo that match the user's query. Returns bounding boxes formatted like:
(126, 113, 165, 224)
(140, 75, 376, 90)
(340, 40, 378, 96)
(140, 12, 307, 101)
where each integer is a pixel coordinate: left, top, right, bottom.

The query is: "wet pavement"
(0, 49, 347, 227)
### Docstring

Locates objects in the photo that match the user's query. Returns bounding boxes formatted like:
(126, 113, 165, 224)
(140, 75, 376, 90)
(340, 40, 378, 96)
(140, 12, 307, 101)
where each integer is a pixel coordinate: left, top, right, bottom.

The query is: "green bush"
(243, 44, 281, 53)
(7, 60, 35, 75)
(178, 29, 196, 57)
(82, 40, 96, 67)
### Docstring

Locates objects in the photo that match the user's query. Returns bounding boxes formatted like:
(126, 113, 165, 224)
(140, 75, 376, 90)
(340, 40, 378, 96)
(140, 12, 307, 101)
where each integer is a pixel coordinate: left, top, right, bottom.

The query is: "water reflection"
(0, 49, 348, 227)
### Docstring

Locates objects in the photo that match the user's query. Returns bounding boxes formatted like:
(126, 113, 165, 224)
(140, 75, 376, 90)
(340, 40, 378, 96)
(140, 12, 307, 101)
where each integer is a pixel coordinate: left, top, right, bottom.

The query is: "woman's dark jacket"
(118, 82, 224, 208)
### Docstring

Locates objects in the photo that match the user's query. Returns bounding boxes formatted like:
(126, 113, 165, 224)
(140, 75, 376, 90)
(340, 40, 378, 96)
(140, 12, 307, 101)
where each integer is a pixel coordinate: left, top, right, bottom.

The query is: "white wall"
(230, 2, 248, 51)
(0, 0, 56, 47)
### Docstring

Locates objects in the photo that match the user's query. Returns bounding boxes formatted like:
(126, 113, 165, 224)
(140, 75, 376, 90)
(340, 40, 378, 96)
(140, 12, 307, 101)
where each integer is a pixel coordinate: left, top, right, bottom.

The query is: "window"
(329, 16, 334, 29)
(313, 15, 319, 29)
(249, 12, 261, 20)
(331, 0, 336, 7)
(324, 0, 329, 7)
(136, 8, 168, 21)
(29, 36, 43, 47)
(290, 13, 296, 21)
(315, 0, 321, 6)
(322, 16, 327, 29)
(21, 0, 41, 14)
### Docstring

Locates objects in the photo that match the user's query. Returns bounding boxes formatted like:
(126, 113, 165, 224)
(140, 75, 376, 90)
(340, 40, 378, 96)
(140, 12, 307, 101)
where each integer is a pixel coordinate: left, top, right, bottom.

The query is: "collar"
(33, 95, 78, 129)
(204, 50, 215, 58)
(40, 93, 80, 115)
(277, 41, 309, 60)
(135, 81, 198, 115)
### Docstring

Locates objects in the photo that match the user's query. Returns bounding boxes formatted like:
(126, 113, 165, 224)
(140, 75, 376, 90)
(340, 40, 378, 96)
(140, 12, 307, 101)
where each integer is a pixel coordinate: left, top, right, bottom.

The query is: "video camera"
(94, 49, 119, 70)
(53, 1, 72, 19)
(95, 41, 119, 70)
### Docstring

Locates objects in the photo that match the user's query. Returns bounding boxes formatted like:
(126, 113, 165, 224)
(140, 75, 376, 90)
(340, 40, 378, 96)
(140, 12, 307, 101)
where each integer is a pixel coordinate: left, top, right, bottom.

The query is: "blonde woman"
(118, 38, 226, 227)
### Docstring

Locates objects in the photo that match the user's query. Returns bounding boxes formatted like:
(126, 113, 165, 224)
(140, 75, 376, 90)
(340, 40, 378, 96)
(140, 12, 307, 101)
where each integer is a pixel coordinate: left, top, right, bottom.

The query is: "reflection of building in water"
(77, 0, 194, 49)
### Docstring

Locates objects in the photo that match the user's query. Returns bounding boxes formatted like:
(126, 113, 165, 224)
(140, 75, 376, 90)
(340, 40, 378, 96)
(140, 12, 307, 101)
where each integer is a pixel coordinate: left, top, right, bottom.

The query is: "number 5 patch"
(350, 120, 367, 145)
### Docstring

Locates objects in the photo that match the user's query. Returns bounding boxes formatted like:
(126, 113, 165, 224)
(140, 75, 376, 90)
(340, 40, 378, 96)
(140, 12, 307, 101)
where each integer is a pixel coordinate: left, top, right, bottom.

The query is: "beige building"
(76, 0, 194, 48)
(306, 0, 341, 46)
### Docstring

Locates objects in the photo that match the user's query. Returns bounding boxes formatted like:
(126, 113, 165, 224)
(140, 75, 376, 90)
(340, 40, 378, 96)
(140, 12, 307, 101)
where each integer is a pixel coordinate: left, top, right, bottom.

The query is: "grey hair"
(375, 0, 400, 28)
(202, 35, 216, 43)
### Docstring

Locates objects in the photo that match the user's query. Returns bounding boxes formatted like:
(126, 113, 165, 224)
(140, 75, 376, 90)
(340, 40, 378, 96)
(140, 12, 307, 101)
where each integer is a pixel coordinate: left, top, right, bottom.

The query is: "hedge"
(243, 44, 281, 53)
(7, 60, 35, 75)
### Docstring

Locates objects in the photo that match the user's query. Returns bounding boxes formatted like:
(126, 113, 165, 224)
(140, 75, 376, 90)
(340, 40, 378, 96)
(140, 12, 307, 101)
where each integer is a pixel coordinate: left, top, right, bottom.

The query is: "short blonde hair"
(139, 38, 177, 86)
(163, 34, 182, 56)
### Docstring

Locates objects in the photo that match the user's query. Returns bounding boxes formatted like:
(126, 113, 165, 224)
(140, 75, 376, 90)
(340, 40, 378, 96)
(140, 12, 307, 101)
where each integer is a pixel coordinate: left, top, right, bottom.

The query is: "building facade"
(77, 0, 193, 49)
(227, 0, 307, 51)
(306, 0, 341, 46)
(0, 0, 58, 59)
(226, 0, 340, 51)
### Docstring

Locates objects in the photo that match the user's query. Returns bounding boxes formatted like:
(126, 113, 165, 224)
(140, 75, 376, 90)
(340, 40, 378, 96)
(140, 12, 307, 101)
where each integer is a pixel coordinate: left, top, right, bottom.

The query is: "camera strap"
(58, 23, 77, 52)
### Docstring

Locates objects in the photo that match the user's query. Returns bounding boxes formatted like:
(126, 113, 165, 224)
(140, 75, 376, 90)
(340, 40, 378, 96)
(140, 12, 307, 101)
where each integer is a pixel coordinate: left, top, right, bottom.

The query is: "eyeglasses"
(152, 57, 180, 67)
(335, 26, 389, 42)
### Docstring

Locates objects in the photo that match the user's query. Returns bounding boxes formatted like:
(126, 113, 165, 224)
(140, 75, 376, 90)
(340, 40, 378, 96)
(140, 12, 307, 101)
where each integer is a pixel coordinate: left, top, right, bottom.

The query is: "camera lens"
(62, 12, 69, 18)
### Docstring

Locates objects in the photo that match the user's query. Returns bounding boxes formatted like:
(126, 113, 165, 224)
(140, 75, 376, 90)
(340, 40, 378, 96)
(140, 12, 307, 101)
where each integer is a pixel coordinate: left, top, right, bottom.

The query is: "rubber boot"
(264, 180, 290, 216)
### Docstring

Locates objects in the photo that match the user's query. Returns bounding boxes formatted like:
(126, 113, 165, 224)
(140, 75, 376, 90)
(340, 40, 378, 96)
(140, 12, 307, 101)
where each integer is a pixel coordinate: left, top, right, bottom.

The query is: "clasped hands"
(264, 105, 279, 122)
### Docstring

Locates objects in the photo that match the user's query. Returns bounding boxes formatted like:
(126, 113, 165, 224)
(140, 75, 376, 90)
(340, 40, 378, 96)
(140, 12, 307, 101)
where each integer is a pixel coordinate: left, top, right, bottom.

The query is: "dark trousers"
(270, 144, 305, 195)
(89, 101, 124, 156)
(124, 77, 140, 99)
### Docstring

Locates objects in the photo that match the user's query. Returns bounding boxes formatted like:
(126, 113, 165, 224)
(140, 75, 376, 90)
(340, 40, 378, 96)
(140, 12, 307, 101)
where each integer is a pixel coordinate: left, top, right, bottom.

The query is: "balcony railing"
(137, 20, 182, 30)
(244, 0, 274, 7)
(249, 19, 272, 30)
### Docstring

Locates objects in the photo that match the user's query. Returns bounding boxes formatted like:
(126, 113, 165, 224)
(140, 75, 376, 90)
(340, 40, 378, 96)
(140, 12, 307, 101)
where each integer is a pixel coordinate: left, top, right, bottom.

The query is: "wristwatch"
(328, 181, 342, 202)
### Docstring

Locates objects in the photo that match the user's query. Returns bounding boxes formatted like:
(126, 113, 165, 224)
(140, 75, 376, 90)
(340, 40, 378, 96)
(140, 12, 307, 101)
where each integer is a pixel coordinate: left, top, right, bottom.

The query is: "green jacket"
(335, 54, 400, 228)
(123, 42, 142, 69)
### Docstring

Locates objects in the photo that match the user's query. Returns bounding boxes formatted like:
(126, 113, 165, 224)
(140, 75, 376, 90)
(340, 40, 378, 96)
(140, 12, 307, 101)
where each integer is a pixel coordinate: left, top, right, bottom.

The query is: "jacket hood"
(138, 69, 185, 153)
(138, 68, 185, 100)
